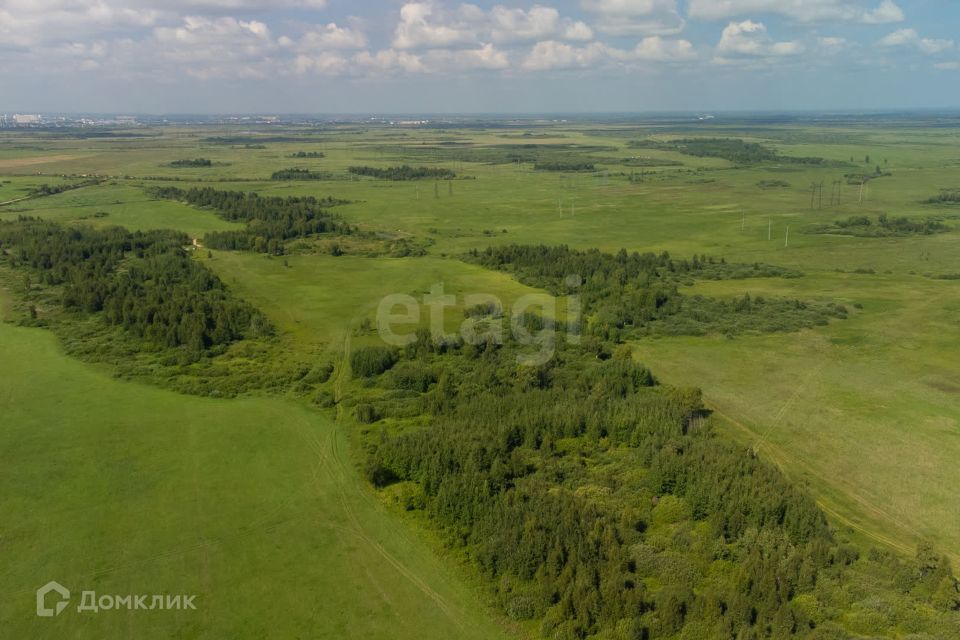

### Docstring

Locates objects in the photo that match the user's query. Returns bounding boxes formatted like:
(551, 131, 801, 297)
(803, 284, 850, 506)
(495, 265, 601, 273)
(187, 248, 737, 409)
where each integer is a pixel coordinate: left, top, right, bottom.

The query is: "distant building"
(13, 114, 41, 125)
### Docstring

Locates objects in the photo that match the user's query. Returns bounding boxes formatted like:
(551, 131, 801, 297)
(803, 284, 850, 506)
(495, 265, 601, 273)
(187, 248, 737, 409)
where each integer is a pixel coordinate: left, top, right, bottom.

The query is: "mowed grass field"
(1, 119, 959, 631)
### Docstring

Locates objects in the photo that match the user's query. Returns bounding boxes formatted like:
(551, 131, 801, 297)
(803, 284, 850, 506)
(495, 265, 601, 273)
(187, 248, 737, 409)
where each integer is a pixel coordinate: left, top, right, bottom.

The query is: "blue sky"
(1, 0, 958, 113)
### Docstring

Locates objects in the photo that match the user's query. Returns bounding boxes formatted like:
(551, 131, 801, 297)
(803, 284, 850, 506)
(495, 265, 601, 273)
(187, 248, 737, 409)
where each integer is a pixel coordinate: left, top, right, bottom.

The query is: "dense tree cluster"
(466, 245, 844, 340)
(629, 138, 827, 165)
(924, 188, 960, 204)
(347, 165, 456, 180)
(149, 186, 352, 254)
(361, 333, 959, 639)
(817, 214, 950, 237)
(168, 158, 212, 167)
(270, 168, 330, 181)
(350, 345, 399, 378)
(29, 178, 102, 197)
(290, 151, 325, 158)
(757, 179, 791, 188)
(534, 161, 596, 172)
(0, 218, 269, 360)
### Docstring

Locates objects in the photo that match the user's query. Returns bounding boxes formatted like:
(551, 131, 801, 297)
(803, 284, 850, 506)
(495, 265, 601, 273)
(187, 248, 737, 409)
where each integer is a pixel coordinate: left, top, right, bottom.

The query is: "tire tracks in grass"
(301, 328, 465, 630)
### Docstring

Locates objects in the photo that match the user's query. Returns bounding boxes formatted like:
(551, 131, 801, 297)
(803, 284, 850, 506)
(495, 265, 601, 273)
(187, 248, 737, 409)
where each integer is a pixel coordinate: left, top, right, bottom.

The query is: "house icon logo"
(36, 581, 70, 617)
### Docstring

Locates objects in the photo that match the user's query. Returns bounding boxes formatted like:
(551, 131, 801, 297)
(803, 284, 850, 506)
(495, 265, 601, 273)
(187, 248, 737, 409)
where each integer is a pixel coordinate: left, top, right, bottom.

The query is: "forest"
(270, 168, 331, 180)
(347, 165, 457, 180)
(924, 189, 960, 204)
(0, 217, 269, 362)
(149, 186, 353, 253)
(534, 160, 596, 172)
(814, 214, 951, 237)
(359, 330, 960, 639)
(168, 158, 212, 167)
(628, 139, 827, 165)
(466, 245, 845, 339)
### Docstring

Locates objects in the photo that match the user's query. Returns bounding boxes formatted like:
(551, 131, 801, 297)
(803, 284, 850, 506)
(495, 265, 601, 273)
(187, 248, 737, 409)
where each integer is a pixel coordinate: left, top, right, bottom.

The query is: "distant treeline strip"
(467, 244, 846, 339)
(347, 165, 456, 180)
(149, 186, 352, 254)
(270, 168, 331, 181)
(628, 138, 830, 165)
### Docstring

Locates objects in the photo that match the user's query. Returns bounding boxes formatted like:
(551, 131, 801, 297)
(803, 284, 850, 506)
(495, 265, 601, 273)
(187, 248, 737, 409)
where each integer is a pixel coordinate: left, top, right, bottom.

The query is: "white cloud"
(352, 43, 508, 74)
(623, 36, 696, 61)
(152, 16, 278, 78)
(522, 40, 609, 70)
(878, 28, 954, 55)
(423, 43, 511, 70)
(689, 0, 904, 25)
(391, 2, 594, 50)
(934, 61, 960, 71)
(293, 52, 348, 74)
(392, 2, 475, 49)
(918, 38, 954, 55)
(0, 1, 159, 48)
(716, 20, 803, 58)
(862, 0, 905, 24)
(817, 36, 848, 53)
(355, 48, 427, 73)
(579, 0, 685, 36)
(489, 5, 593, 43)
(522, 36, 694, 71)
(295, 23, 367, 50)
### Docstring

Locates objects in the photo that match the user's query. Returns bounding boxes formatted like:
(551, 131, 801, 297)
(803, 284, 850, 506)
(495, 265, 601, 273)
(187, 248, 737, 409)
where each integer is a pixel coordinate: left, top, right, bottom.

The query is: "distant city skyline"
(2, 1, 959, 113)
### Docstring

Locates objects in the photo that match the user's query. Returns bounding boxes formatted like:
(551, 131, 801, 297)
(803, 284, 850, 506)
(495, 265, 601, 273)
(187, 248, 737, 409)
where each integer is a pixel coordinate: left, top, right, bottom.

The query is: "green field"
(1, 118, 959, 636)
(0, 304, 515, 639)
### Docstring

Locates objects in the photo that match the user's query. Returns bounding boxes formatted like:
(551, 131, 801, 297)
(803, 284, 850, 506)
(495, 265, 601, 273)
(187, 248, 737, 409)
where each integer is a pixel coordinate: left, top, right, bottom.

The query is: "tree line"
(168, 158, 212, 167)
(358, 330, 960, 639)
(629, 138, 828, 165)
(270, 168, 330, 181)
(0, 217, 270, 362)
(466, 244, 845, 340)
(347, 165, 456, 180)
(149, 186, 352, 254)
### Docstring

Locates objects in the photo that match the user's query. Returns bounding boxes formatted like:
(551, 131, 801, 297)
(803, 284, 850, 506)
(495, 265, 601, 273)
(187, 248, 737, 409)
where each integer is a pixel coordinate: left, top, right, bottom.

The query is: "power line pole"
(785, 225, 790, 248)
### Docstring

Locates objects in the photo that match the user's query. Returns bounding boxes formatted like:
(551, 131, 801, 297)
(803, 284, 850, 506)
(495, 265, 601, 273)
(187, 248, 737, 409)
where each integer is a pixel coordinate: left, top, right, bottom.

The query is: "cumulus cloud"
(293, 23, 367, 50)
(0, 0, 159, 49)
(392, 2, 594, 50)
(152, 16, 277, 78)
(579, 0, 685, 36)
(878, 28, 954, 54)
(392, 2, 476, 49)
(715, 20, 804, 61)
(522, 36, 694, 71)
(489, 5, 592, 43)
(353, 43, 509, 74)
(688, 0, 904, 25)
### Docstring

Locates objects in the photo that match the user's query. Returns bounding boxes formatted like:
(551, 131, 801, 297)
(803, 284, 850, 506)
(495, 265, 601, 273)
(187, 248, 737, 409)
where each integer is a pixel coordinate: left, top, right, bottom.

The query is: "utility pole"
(785, 225, 790, 248)
(768, 218, 772, 241)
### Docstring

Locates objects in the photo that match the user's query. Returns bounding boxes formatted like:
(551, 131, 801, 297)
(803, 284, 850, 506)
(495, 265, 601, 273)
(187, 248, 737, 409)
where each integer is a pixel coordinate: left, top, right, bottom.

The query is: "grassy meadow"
(1, 117, 959, 635)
